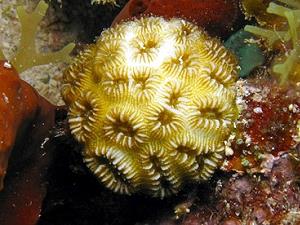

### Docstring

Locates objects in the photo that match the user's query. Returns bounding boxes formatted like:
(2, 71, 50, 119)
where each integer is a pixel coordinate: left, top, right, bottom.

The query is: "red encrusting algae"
(112, 0, 242, 38)
(0, 60, 56, 225)
(225, 77, 300, 173)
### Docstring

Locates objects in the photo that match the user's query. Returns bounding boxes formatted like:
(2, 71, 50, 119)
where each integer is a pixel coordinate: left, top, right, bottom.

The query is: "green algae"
(245, 0, 300, 85)
(225, 29, 265, 78)
(1, 0, 75, 73)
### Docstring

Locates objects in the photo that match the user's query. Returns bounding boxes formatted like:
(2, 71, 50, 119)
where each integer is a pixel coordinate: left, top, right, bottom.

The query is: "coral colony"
(62, 17, 238, 197)
(0, 0, 300, 224)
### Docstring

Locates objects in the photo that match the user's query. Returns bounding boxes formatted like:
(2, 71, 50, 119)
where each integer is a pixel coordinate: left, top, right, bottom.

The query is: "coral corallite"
(62, 17, 238, 198)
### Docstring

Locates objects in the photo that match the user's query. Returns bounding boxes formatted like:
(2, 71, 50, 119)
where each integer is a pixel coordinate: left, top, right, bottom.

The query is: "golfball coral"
(62, 17, 238, 198)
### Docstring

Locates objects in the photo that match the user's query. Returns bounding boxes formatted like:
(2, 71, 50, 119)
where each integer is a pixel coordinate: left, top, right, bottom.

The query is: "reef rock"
(0, 60, 55, 225)
(112, 0, 242, 38)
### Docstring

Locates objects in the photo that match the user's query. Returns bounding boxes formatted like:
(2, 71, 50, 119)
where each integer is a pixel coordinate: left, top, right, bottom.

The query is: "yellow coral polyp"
(62, 17, 238, 198)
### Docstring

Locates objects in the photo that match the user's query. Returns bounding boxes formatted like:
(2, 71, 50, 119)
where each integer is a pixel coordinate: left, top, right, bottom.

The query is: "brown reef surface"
(0, 60, 55, 225)
(112, 0, 243, 38)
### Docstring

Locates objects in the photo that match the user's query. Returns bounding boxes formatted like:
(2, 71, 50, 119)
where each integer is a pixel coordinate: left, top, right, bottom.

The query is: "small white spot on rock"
(1, 93, 9, 104)
(288, 104, 299, 113)
(40, 137, 50, 149)
(225, 145, 234, 156)
(253, 107, 263, 114)
(3, 61, 12, 69)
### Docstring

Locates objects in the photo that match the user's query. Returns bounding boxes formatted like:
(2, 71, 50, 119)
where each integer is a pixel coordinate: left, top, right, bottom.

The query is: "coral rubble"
(62, 16, 239, 197)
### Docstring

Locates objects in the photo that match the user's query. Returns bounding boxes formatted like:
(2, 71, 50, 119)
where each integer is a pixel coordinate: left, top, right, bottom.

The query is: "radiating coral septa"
(138, 142, 181, 198)
(63, 16, 238, 197)
(84, 139, 141, 195)
(169, 19, 201, 45)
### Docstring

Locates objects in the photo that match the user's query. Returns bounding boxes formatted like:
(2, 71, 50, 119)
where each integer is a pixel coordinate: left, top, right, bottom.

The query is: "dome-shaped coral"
(62, 17, 238, 198)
